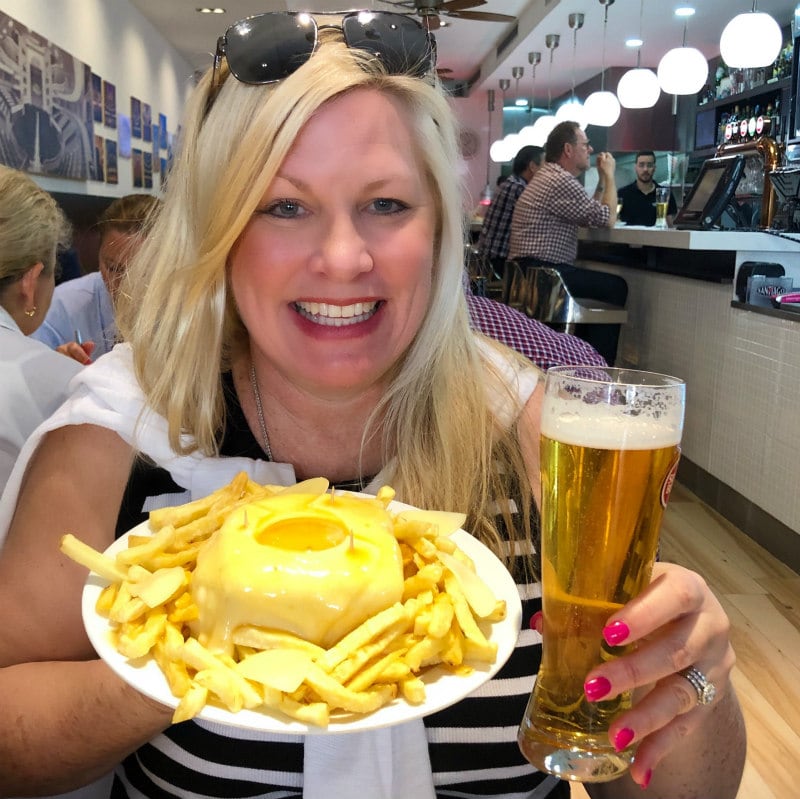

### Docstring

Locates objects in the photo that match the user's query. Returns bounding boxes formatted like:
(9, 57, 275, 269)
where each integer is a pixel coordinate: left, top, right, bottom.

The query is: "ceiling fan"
(379, 0, 517, 31)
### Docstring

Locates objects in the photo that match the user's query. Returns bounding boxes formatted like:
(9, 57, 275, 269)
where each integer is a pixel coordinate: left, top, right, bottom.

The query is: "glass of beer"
(655, 186, 670, 228)
(518, 366, 685, 782)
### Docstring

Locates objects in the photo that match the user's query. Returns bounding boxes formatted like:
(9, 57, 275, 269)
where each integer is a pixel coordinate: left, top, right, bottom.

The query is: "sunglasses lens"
(225, 13, 316, 84)
(342, 13, 432, 77)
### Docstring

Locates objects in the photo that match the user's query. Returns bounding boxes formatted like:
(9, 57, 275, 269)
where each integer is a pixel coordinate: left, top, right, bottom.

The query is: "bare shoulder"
(0, 424, 134, 665)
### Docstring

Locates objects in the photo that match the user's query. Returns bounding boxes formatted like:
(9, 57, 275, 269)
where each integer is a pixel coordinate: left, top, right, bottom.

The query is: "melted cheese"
(191, 492, 404, 653)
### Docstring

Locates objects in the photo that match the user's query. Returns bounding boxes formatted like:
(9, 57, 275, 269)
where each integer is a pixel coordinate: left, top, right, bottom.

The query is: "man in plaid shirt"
(508, 121, 627, 365)
(466, 291, 605, 369)
(476, 145, 543, 279)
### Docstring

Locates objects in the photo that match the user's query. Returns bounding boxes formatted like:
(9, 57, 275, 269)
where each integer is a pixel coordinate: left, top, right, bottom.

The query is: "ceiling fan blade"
(447, 10, 517, 22)
(440, 0, 487, 12)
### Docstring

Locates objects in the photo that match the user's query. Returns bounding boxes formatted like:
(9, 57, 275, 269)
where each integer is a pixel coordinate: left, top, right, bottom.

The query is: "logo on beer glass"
(660, 448, 681, 508)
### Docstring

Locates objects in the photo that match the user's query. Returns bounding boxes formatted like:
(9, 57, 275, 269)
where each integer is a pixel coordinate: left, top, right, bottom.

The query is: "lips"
(294, 301, 380, 327)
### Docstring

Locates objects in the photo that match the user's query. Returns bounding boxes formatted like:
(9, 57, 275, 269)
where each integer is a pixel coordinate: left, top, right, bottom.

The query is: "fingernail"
(613, 727, 635, 752)
(584, 676, 611, 702)
(529, 611, 542, 632)
(603, 620, 630, 646)
(639, 768, 652, 790)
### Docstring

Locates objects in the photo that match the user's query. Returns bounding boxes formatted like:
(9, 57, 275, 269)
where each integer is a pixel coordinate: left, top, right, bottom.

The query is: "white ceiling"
(130, 0, 799, 102)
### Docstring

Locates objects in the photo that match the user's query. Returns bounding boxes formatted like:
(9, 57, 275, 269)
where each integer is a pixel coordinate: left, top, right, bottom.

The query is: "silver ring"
(681, 666, 716, 706)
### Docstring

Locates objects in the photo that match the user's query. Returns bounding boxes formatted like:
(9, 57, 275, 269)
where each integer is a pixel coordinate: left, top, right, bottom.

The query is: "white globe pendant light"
(556, 97, 589, 129)
(657, 13, 708, 96)
(617, 65, 661, 108)
(657, 46, 708, 95)
(720, 4, 782, 68)
(617, 0, 660, 109)
(531, 114, 559, 144)
(490, 138, 513, 163)
(584, 91, 621, 126)
(584, 0, 621, 127)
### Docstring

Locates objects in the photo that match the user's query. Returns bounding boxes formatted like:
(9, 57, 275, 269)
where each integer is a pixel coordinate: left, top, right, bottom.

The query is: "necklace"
(249, 362, 273, 461)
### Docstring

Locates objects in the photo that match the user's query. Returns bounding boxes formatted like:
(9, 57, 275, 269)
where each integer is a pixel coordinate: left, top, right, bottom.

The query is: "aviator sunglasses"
(209, 10, 435, 104)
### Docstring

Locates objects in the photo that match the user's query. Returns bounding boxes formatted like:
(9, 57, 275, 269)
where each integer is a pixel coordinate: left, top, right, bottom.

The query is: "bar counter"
(575, 226, 800, 571)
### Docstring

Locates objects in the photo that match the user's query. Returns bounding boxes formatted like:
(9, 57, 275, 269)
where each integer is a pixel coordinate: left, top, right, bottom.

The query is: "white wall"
(0, 0, 194, 197)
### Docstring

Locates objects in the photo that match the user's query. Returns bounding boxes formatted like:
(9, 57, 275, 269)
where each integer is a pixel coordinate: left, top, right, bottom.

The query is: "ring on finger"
(680, 665, 716, 706)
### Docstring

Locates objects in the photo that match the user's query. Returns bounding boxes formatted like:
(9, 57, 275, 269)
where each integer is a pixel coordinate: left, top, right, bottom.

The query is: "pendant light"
(490, 79, 514, 163)
(657, 10, 708, 96)
(530, 35, 560, 145)
(482, 89, 495, 202)
(518, 52, 542, 146)
(720, 1, 782, 68)
(616, 0, 660, 109)
(584, 0, 621, 126)
(555, 13, 588, 129)
(512, 66, 527, 107)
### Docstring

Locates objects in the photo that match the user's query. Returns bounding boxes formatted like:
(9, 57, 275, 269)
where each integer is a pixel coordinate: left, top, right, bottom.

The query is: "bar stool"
(527, 266, 628, 334)
(464, 244, 503, 299)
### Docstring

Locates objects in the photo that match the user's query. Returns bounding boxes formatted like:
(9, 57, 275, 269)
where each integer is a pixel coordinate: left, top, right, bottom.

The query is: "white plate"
(82, 508, 522, 735)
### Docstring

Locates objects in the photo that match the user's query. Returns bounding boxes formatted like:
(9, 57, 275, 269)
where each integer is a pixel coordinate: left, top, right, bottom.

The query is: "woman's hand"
(582, 562, 742, 794)
(56, 338, 95, 364)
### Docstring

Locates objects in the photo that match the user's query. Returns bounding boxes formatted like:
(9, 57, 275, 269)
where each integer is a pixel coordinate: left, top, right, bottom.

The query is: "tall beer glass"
(655, 186, 670, 229)
(518, 367, 685, 782)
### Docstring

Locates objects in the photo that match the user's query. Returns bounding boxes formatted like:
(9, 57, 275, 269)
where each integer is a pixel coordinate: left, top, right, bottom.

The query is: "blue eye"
(265, 199, 303, 218)
(370, 198, 407, 214)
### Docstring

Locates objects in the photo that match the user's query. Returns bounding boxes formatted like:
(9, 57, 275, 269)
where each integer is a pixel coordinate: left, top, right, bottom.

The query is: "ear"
(19, 262, 45, 306)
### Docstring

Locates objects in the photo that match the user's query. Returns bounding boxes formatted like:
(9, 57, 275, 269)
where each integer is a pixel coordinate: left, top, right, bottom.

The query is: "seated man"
(618, 150, 678, 226)
(509, 121, 627, 365)
(466, 292, 605, 369)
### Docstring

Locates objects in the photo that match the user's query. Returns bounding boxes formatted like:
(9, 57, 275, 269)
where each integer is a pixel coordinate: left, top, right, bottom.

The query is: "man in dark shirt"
(476, 145, 544, 280)
(617, 150, 678, 226)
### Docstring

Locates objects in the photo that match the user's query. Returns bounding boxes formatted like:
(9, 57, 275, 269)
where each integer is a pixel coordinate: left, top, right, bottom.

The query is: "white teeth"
(295, 301, 379, 327)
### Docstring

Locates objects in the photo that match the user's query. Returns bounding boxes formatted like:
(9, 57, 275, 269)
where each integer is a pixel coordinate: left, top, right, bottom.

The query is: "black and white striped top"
(111, 374, 567, 799)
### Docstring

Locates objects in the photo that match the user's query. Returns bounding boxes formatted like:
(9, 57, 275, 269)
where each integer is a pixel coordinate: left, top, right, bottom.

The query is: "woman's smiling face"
(229, 88, 436, 400)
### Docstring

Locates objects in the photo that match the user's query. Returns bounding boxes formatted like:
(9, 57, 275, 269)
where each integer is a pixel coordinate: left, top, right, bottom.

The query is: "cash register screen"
(674, 155, 745, 229)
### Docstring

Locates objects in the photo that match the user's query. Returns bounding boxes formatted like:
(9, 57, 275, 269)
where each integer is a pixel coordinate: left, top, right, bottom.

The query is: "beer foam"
(541, 397, 682, 450)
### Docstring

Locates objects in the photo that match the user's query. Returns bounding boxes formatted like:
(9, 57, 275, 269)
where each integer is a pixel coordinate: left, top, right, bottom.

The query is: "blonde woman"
(0, 165, 77, 492)
(0, 13, 744, 799)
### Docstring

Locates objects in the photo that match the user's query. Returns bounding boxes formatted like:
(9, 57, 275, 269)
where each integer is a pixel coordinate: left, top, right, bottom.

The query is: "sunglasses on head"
(209, 10, 435, 102)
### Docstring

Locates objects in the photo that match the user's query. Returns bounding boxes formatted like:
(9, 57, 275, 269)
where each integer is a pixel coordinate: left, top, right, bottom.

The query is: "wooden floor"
(570, 481, 800, 799)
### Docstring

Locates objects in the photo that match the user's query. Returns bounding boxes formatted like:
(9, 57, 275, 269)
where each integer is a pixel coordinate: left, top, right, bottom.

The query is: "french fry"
(60, 534, 128, 582)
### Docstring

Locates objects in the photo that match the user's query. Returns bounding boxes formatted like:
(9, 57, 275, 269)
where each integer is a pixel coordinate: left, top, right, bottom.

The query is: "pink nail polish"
(584, 676, 611, 702)
(529, 611, 542, 631)
(603, 620, 630, 646)
(613, 727, 635, 752)
(639, 768, 652, 790)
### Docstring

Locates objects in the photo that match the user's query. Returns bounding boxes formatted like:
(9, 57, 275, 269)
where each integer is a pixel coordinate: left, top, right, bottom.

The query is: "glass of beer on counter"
(518, 366, 685, 782)
(654, 186, 670, 228)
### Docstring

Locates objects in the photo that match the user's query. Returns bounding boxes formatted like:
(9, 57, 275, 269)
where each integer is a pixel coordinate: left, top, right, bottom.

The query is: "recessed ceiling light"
(196, 7, 226, 13)
(625, 37, 644, 47)
(674, 6, 696, 17)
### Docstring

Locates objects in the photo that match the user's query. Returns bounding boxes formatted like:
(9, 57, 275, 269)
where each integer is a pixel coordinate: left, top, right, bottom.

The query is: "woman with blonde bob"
(0, 14, 744, 799)
(0, 164, 78, 492)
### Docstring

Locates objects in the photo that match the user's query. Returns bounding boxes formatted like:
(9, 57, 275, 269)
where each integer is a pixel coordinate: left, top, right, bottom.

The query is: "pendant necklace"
(249, 361, 273, 462)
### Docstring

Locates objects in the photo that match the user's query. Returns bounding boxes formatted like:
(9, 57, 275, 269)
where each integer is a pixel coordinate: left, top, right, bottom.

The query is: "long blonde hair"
(116, 36, 538, 570)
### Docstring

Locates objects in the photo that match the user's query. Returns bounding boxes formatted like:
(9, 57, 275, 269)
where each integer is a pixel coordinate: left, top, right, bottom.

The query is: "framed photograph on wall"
(93, 134, 105, 181)
(103, 80, 116, 128)
(159, 113, 168, 150)
(143, 151, 153, 189)
(131, 97, 141, 138)
(91, 73, 103, 123)
(132, 147, 143, 188)
(142, 103, 152, 142)
(0, 9, 95, 179)
(117, 114, 132, 158)
(105, 139, 118, 184)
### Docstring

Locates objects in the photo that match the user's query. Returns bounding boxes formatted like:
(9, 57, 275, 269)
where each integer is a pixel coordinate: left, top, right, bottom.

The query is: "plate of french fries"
(68, 474, 522, 734)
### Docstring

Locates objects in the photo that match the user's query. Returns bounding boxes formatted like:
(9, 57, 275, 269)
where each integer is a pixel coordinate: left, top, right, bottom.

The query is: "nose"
(310, 214, 373, 280)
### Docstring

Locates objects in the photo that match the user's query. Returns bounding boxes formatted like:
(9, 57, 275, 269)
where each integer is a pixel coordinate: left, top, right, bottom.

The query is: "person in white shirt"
(0, 165, 80, 494)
